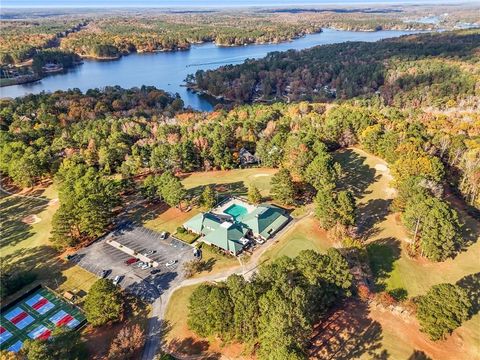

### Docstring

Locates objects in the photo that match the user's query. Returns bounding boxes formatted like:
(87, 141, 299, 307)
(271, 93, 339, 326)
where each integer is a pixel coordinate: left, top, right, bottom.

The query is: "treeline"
(191, 29, 480, 108)
(0, 19, 86, 65)
(188, 250, 352, 358)
(59, 17, 321, 58)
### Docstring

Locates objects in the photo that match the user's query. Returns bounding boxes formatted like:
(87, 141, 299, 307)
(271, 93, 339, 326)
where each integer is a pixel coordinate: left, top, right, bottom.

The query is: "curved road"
(141, 212, 304, 360)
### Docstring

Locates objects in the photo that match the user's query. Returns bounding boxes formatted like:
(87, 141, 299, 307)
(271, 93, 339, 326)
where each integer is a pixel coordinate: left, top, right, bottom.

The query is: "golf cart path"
(141, 211, 305, 360)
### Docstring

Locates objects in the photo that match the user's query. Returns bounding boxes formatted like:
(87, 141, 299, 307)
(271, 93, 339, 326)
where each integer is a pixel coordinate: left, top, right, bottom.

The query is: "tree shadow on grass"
(1, 245, 67, 302)
(366, 238, 401, 292)
(309, 300, 385, 360)
(408, 350, 432, 360)
(0, 193, 49, 249)
(168, 337, 221, 359)
(187, 181, 247, 201)
(357, 198, 392, 235)
(198, 258, 217, 273)
(456, 272, 480, 319)
(117, 195, 171, 229)
(334, 149, 378, 199)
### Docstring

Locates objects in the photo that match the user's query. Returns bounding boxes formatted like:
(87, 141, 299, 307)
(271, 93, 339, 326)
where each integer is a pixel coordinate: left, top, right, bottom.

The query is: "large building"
(183, 197, 290, 255)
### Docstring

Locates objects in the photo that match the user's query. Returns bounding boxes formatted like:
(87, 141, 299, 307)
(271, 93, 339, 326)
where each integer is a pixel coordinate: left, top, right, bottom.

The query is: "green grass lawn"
(333, 148, 480, 357)
(192, 245, 239, 278)
(164, 285, 199, 342)
(1, 185, 58, 259)
(0, 186, 98, 301)
(181, 167, 277, 199)
(260, 216, 331, 263)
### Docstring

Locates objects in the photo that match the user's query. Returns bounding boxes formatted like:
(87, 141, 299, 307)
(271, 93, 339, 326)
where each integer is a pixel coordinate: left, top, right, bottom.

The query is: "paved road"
(140, 212, 303, 360)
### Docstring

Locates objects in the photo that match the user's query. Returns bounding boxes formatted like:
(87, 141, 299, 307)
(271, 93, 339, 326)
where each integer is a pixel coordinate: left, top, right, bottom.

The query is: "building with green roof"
(183, 212, 222, 235)
(203, 221, 249, 256)
(182, 198, 290, 256)
(241, 204, 290, 240)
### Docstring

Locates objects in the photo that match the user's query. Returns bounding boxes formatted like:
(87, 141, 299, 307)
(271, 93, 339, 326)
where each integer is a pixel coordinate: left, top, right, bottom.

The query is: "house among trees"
(239, 147, 259, 165)
(183, 198, 290, 255)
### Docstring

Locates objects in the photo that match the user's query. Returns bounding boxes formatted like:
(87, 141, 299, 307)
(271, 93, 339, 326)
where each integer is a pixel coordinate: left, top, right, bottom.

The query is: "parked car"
(125, 257, 138, 265)
(136, 261, 145, 268)
(150, 269, 161, 275)
(113, 275, 122, 285)
(146, 250, 156, 255)
(141, 263, 150, 270)
(165, 259, 177, 267)
(101, 269, 110, 278)
(159, 231, 168, 240)
(65, 254, 76, 261)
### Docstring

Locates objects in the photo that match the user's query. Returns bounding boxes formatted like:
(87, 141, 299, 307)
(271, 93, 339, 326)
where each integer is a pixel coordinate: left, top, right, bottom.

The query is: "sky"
(2, 0, 477, 8)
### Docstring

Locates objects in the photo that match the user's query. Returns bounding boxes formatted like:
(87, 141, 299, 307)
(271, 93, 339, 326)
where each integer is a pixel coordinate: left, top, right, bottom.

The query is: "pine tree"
(270, 169, 295, 205)
(247, 185, 262, 204)
(201, 185, 216, 209)
(417, 283, 471, 340)
(84, 279, 123, 326)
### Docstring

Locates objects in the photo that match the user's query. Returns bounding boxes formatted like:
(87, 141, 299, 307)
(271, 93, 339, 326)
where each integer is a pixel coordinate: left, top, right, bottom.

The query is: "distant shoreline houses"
(183, 197, 290, 256)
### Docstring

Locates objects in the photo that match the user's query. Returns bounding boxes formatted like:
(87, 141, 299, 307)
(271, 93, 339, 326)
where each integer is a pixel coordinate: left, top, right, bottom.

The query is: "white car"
(141, 263, 150, 270)
(113, 275, 122, 285)
(165, 260, 177, 267)
(136, 261, 145, 268)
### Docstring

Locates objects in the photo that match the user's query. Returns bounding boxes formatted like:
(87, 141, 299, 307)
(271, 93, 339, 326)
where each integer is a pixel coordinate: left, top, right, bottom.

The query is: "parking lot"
(71, 225, 194, 302)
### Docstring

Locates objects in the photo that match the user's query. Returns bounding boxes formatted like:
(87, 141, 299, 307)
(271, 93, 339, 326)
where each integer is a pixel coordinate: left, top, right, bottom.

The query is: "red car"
(125, 257, 139, 265)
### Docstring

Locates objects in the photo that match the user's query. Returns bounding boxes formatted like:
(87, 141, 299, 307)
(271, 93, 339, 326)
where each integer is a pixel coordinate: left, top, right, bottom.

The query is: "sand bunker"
(48, 198, 59, 206)
(374, 164, 389, 172)
(22, 214, 41, 225)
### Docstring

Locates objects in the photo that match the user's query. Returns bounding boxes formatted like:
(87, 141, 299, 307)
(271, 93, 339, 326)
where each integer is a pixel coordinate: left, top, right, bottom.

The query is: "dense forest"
(0, 19, 86, 64)
(59, 15, 322, 59)
(190, 29, 480, 108)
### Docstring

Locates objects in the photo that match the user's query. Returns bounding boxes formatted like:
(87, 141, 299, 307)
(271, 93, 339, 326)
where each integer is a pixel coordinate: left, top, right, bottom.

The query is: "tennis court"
(0, 286, 86, 353)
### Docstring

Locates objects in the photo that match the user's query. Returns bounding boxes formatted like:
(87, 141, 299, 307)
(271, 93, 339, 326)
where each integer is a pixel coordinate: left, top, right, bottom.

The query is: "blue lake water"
(0, 28, 421, 110)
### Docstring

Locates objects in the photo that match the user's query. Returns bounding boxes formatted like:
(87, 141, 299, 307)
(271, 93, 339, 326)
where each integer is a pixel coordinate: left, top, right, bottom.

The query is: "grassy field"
(193, 245, 240, 278)
(337, 148, 480, 358)
(0, 185, 97, 301)
(1, 185, 58, 259)
(181, 167, 277, 199)
(260, 216, 331, 263)
(144, 206, 201, 235)
(164, 285, 199, 342)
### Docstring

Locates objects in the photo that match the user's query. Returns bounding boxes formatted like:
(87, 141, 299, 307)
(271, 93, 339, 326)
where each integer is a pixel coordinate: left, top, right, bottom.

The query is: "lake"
(0, 28, 421, 110)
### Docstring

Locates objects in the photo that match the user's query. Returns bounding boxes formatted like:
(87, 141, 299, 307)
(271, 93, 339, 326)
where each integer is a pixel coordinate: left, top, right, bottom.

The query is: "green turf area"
(144, 207, 200, 236)
(0, 286, 86, 352)
(181, 168, 277, 199)
(260, 216, 331, 263)
(164, 285, 199, 342)
(0, 186, 58, 259)
(337, 147, 480, 357)
(0, 186, 98, 303)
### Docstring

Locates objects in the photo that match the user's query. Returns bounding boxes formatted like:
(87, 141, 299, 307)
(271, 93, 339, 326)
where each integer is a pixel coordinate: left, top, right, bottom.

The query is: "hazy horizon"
(3, 0, 479, 9)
